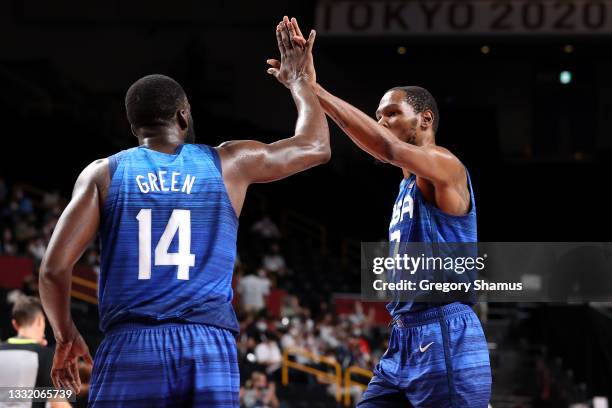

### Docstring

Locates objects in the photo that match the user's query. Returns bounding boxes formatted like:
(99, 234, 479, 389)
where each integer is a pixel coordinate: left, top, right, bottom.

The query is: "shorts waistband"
(105, 320, 194, 336)
(391, 303, 472, 328)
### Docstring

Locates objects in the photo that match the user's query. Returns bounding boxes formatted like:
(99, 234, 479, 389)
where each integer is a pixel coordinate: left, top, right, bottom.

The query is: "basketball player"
(38, 21, 327, 407)
(270, 17, 492, 407)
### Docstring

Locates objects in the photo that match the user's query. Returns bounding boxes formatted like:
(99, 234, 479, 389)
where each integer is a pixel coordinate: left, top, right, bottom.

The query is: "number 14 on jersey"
(136, 209, 195, 280)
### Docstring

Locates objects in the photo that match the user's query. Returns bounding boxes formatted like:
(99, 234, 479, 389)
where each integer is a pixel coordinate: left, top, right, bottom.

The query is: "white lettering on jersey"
(171, 172, 180, 192)
(182, 175, 196, 195)
(136, 175, 150, 193)
(148, 173, 160, 192)
(389, 194, 414, 229)
(136, 172, 196, 194)
(158, 170, 169, 192)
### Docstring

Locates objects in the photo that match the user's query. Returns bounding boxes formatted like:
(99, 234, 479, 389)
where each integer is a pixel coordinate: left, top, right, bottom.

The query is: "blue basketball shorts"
(358, 303, 491, 408)
(88, 322, 239, 407)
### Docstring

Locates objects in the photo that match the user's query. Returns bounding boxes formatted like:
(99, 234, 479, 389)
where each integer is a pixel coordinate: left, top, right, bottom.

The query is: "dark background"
(1, 0, 611, 247)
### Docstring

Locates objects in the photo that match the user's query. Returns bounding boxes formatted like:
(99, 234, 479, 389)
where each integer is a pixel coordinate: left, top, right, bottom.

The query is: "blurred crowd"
(0, 177, 384, 407)
(0, 177, 100, 272)
(234, 215, 387, 406)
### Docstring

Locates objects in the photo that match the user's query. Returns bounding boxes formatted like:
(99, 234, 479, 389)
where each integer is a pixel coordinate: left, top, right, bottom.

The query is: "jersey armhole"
(108, 153, 120, 180)
(107, 149, 130, 181)
(196, 144, 223, 175)
(208, 146, 223, 174)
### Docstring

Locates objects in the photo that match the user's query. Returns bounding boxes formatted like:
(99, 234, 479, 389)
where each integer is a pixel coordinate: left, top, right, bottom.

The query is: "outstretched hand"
(267, 16, 317, 88)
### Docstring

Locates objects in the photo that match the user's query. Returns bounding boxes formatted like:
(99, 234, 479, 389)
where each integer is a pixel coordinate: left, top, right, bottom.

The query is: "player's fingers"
(63, 372, 77, 395)
(51, 372, 61, 390)
(275, 26, 286, 60)
(306, 29, 317, 53)
(289, 19, 306, 47)
(69, 362, 81, 394)
(291, 17, 305, 38)
(280, 18, 293, 50)
(267, 68, 279, 77)
(266, 59, 280, 69)
(286, 18, 299, 48)
(54, 369, 69, 391)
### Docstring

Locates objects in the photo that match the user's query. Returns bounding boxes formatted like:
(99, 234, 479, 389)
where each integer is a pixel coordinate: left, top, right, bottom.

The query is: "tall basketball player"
(38, 21, 327, 407)
(271, 17, 492, 407)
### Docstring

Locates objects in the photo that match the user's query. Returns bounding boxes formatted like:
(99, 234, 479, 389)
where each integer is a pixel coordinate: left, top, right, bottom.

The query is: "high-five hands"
(267, 16, 317, 88)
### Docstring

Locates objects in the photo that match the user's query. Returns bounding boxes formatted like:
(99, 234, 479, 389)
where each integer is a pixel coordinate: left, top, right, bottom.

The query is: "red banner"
(0, 256, 34, 289)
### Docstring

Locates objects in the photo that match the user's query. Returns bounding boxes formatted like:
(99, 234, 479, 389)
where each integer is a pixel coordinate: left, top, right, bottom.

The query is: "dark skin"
(38, 18, 328, 393)
(267, 17, 470, 216)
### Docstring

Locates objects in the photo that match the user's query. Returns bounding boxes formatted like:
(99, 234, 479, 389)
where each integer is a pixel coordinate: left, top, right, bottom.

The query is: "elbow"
(295, 134, 331, 165)
(311, 142, 331, 165)
(314, 129, 331, 164)
(39, 259, 66, 284)
(39, 265, 56, 285)
(317, 144, 332, 164)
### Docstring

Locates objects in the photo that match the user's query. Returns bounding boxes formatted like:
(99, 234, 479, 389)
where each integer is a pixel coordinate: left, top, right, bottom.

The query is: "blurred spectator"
(261, 243, 287, 276)
(318, 313, 340, 349)
(42, 216, 59, 242)
(42, 189, 61, 210)
(0, 295, 71, 407)
(12, 186, 34, 216)
(348, 301, 366, 326)
(240, 371, 280, 408)
(14, 215, 38, 244)
(28, 236, 47, 262)
(22, 273, 40, 297)
(245, 315, 270, 340)
(251, 216, 281, 240)
(0, 227, 17, 255)
(280, 295, 302, 320)
(48, 203, 64, 220)
(280, 325, 298, 350)
(344, 331, 372, 369)
(237, 269, 271, 313)
(254, 332, 282, 376)
(84, 247, 101, 275)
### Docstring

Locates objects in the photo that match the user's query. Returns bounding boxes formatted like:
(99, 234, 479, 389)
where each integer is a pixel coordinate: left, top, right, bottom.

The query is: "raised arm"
(217, 79, 329, 184)
(313, 83, 461, 184)
(217, 18, 329, 216)
(39, 160, 103, 392)
(269, 18, 461, 187)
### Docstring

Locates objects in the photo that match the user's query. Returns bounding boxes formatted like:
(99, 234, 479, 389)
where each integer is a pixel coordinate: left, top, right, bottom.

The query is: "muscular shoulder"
(423, 145, 465, 182)
(73, 159, 110, 203)
(215, 140, 267, 172)
(423, 145, 460, 163)
(216, 140, 262, 158)
(78, 159, 109, 187)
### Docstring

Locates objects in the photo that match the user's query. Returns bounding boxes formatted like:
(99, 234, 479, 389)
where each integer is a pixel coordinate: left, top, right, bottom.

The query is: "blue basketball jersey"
(387, 169, 477, 317)
(98, 144, 239, 334)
